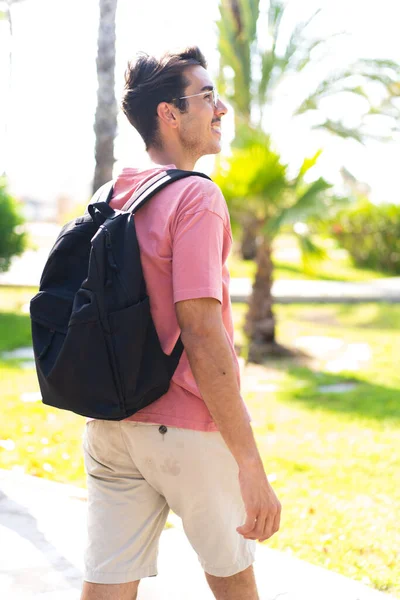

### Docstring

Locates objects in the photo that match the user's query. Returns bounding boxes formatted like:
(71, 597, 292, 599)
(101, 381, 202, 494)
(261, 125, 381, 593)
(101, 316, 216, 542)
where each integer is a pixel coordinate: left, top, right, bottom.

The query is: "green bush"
(329, 200, 400, 274)
(0, 178, 27, 273)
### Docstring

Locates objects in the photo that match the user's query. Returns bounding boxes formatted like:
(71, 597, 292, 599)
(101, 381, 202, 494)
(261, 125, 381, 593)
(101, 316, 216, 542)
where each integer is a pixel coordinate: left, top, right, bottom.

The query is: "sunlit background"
(1, 0, 400, 218)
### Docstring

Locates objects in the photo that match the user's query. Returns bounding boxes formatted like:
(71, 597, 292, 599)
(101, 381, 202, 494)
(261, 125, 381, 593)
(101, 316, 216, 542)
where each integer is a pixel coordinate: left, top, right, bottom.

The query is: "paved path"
(229, 277, 400, 303)
(1, 223, 400, 302)
(0, 469, 394, 600)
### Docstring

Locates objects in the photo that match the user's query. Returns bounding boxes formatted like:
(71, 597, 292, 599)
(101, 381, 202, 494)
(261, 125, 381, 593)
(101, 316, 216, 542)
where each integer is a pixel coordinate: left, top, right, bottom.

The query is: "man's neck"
(148, 146, 196, 171)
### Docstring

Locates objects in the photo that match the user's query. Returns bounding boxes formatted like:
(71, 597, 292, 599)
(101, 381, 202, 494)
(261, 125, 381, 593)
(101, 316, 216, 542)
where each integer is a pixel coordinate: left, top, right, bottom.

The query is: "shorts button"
(159, 425, 168, 434)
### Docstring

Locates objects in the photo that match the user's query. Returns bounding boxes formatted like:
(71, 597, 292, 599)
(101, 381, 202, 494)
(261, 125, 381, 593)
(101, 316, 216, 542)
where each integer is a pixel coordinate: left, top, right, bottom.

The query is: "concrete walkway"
(229, 277, 400, 303)
(0, 469, 395, 600)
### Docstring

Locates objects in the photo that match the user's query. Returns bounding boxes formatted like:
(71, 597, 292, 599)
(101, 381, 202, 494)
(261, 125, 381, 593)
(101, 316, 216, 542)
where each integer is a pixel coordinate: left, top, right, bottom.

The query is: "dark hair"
(121, 46, 207, 150)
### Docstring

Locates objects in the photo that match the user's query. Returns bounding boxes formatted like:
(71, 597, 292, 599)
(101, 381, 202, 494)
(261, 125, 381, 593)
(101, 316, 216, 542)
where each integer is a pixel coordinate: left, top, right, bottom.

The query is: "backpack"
(30, 168, 211, 420)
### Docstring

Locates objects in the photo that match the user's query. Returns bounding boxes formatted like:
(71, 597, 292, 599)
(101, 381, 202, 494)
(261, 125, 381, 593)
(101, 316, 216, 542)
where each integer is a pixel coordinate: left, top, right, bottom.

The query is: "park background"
(0, 0, 400, 597)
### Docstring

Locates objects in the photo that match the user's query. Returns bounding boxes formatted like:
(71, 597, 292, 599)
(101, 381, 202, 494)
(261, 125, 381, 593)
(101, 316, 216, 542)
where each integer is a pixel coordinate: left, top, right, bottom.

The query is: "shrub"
(329, 200, 400, 274)
(0, 178, 27, 273)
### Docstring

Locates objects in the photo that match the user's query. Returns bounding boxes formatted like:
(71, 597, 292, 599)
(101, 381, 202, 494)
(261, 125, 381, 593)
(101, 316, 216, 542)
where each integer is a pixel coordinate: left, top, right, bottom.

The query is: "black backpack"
(30, 168, 211, 420)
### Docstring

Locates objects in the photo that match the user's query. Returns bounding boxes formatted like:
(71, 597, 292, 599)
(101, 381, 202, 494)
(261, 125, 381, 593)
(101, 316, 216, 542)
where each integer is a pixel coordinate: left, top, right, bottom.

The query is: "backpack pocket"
(31, 290, 123, 419)
(108, 296, 151, 400)
(30, 291, 72, 374)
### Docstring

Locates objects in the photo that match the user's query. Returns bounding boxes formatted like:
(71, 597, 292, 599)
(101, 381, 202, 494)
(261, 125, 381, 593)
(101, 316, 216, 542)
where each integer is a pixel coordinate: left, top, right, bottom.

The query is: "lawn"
(0, 286, 87, 484)
(1, 286, 399, 596)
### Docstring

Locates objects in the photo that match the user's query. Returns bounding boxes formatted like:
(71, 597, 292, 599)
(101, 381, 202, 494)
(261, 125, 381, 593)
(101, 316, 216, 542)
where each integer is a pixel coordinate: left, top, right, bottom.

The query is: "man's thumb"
(237, 513, 256, 535)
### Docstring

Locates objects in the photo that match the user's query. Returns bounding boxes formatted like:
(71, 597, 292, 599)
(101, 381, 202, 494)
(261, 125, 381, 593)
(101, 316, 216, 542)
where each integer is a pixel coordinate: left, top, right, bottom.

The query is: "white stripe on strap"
(121, 172, 172, 212)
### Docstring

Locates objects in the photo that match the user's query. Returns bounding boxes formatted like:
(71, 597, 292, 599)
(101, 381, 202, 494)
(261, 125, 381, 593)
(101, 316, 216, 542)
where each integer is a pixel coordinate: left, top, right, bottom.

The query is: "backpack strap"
(122, 169, 212, 368)
(91, 180, 114, 205)
(87, 180, 115, 223)
(121, 169, 211, 213)
(90, 170, 211, 368)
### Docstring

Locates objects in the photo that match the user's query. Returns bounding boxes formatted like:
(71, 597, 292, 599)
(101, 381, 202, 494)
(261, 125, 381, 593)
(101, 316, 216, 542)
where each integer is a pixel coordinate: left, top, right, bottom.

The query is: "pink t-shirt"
(109, 164, 241, 432)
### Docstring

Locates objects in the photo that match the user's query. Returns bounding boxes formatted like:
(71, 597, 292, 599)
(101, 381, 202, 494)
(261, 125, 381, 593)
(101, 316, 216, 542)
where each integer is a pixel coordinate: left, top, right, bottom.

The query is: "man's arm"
(175, 297, 281, 542)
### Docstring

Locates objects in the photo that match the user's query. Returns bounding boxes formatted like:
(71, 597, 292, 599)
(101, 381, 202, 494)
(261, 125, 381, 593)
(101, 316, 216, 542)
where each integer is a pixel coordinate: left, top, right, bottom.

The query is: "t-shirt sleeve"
(172, 209, 225, 304)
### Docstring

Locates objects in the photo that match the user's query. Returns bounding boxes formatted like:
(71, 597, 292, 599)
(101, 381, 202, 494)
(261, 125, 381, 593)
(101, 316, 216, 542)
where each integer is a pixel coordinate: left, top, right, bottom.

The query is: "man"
(81, 46, 281, 600)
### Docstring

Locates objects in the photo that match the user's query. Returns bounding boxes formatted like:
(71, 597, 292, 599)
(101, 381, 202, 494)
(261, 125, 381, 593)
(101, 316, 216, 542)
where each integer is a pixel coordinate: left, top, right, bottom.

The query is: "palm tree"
(216, 0, 400, 361)
(218, 0, 400, 141)
(214, 131, 331, 361)
(92, 0, 118, 194)
(217, 0, 258, 128)
(218, 0, 400, 258)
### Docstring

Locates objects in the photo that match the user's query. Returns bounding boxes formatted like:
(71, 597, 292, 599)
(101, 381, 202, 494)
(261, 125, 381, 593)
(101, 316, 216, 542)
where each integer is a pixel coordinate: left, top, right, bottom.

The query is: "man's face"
(175, 65, 228, 161)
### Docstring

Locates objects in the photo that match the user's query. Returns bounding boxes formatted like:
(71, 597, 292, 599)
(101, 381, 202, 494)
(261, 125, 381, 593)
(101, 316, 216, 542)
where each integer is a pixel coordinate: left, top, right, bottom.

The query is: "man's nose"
(215, 99, 228, 116)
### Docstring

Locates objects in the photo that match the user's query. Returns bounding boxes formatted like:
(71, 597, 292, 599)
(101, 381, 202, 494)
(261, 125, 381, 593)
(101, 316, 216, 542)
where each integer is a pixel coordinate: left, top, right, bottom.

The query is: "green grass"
(0, 286, 38, 352)
(1, 287, 399, 595)
(0, 286, 86, 485)
(227, 234, 388, 282)
(231, 301, 400, 595)
(0, 286, 39, 312)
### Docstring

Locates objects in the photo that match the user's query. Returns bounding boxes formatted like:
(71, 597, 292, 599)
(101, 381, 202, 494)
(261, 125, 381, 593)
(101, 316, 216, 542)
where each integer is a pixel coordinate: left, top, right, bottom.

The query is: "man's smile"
(211, 120, 221, 135)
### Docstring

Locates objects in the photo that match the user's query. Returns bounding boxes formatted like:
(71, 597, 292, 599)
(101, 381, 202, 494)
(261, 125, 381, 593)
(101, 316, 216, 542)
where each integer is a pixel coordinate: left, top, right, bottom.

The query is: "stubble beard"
(180, 122, 220, 163)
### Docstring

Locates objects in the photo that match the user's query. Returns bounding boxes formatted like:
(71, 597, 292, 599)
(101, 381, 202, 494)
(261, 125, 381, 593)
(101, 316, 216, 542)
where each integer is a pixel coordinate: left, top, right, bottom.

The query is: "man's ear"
(157, 102, 178, 129)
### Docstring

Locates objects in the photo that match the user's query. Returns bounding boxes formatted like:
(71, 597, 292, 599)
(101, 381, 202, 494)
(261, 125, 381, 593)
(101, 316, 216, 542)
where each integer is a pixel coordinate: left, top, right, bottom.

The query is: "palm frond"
(294, 71, 357, 115)
(268, 0, 285, 49)
(295, 57, 400, 119)
(293, 32, 348, 72)
(311, 119, 396, 144)
(355, 58, 400, 74)
(282, 9, 322, 69)
(294, 150, 323, 186)
(367, 99, 400, 119)
(241, 0, 260, 41)
(218, 0, 259, 118)
(263, 177, 332, 237)
(214, 135, 288, 218)
(256, 0, 286, 104)
(295, 233, 328, 271)
(259, 51, 276, 105)
(313, 120, 365, 143)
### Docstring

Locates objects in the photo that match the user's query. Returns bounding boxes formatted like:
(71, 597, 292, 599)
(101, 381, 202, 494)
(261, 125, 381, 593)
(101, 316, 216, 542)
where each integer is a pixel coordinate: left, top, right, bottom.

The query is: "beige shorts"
(82, 420, 256, 583)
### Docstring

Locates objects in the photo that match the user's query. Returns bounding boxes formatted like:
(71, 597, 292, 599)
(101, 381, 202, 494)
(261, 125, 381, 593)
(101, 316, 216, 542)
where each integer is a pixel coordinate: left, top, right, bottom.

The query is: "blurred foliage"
(214, 131, 334, 267)
(322, 199, 400, 274)
(218, 0, 400, 142)
(217, 0, 258, 125)
(214, 131, 338, 355)
(227, 244, 387, 282)
(0, 178, 27, 273)
(215, 0, 391, 354)
(216, 0, 399, 278)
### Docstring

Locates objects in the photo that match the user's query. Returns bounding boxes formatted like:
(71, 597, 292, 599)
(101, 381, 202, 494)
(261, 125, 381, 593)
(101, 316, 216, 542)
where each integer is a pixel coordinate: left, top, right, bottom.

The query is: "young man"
(81, 46, 281, 600)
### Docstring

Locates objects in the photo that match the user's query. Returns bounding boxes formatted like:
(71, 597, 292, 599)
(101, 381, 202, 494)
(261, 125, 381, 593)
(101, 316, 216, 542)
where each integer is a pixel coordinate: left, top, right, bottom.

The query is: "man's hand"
(236, 465, 281, 542)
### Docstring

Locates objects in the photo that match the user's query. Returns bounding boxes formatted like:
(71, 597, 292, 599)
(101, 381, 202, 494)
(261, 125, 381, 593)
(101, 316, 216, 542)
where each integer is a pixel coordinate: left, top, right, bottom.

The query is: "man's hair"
(121, 46, 207, 150)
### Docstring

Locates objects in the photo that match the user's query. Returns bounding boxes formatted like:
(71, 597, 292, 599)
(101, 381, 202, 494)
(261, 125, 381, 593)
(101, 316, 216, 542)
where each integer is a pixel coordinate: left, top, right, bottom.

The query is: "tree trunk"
(92, 0, 118, 194)
(240, 213, 259, 260)
(244, 237, 280, 363)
